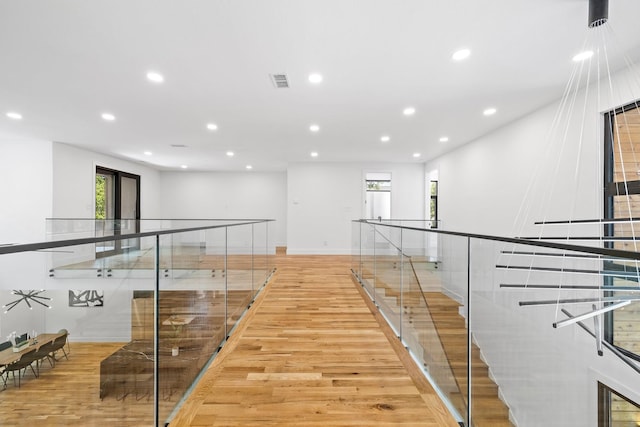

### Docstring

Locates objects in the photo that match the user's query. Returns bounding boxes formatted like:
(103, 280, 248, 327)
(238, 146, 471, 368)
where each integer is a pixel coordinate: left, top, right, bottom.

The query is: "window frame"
(602, 101, 640, 363)
(95, 166, 141, 258)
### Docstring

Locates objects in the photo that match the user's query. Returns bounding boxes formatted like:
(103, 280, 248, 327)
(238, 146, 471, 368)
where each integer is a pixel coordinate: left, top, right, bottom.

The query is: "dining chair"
(49, 330, 69, 362)
(0, 365, 7, 390)
(4, 348, 39, 387)
(33, 340, 57, 373)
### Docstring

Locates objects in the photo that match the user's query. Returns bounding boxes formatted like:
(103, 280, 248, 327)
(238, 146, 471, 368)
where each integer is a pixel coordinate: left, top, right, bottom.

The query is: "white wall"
(158, 171, 287, 247)
(287, 162, 425, 254)
(425, 63, 640, 426)
(0, 139, 53, 339)
(0, 139, 53, 243)
(52, 142, 162, 219)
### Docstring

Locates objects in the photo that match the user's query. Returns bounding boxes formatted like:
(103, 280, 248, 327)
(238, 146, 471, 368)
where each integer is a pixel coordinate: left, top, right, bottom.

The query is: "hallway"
(169, 255, 459, 426)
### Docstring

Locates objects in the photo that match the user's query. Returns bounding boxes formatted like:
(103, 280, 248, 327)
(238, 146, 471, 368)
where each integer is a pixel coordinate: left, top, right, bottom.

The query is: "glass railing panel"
(252, 221, 270, 293)
(0, 239, 157, 425)
(47, 242, 105, 278)
(158, 227, 228, 425)
(400, 229, 466, 423)
(227, 225, 255, 332)
(46, 218, 97, 240)
(45, 219, 103, 278)
(359, 222, 376, 300)
(351, 221, 362, 277)
(372, 226, 403, 335)
(469, 239, 609, 427)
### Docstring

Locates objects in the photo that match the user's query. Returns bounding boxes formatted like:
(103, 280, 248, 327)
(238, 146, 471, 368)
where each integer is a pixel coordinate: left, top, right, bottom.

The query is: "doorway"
(365, 172, 391, 221)
(95, 166, 141, 257)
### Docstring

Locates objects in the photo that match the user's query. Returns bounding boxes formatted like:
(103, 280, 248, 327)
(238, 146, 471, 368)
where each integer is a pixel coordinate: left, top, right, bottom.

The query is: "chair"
(33, 340, 57, 373)
(0, 341, 11, 351)
(49, 330, 69, 362)
(0, 365, 7, 390)
(4, 348, 39, 387)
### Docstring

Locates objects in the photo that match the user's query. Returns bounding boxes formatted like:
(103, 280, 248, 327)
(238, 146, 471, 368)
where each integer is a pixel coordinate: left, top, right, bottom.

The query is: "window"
(603, 101, 640, 361)
(429, 180, 438, 228)
(95, 166, 140, 257)
(598, 382, 640, 427)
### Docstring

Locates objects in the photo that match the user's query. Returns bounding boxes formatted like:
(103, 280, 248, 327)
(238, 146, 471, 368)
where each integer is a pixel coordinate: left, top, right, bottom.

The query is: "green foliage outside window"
(95, 175, 106, 219)
(366, 180, 391, 191)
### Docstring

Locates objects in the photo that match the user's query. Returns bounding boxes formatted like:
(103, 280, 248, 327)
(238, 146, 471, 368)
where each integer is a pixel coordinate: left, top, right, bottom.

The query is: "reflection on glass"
(1, 220, 274, 426)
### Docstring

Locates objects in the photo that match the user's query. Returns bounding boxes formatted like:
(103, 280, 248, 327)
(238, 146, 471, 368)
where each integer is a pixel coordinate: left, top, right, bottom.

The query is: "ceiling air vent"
(170, 144, 188, 148)
(270, 73, 289, 88)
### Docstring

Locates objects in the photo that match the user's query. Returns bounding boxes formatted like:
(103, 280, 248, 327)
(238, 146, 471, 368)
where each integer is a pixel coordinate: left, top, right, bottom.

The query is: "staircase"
(363, 258, 514, 426)
(423, 292, 513, 427)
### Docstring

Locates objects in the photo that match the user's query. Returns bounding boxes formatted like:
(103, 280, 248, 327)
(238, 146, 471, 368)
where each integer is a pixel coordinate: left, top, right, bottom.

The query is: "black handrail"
(354, 219, 640, 261)
(0, 219, 274, 256)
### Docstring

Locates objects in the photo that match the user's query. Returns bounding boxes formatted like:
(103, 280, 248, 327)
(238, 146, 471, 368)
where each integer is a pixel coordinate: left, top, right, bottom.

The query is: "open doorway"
(365, 172, 391, 221)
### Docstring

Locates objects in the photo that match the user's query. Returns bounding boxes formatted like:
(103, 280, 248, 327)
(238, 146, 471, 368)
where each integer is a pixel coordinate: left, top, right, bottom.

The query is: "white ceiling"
(1, 0, 640, 172)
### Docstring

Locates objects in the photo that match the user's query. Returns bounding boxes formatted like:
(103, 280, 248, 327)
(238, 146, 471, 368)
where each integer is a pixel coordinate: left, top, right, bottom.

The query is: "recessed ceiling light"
(180, 165, 188, 169)
(572, 50, 594, 62)
(144, 151, 153, 156)
(226, 151, 234, 157)
(310, 151, 319, 158)
(308, 73, 323, 84)
(6, 112, 22, 120)
(403, 107, 416, 116)
(452, 48, 471, 61)
(246, 165, 253, 170)
(146, 71, 164, 83)
(413, 153, 421, 158)
(101, 113, 116, 121)
(483, 107, 497, 116)
(309, 124, 320, 132)
(439, 136, 449, 142)
(206, 123, 218, 131)
(380, 135, 391, 143)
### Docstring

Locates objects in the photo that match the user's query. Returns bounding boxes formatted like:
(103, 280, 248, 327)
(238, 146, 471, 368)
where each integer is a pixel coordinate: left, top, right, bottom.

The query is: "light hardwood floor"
(169, 255, 459, 426)
(0, 342, 170, 426)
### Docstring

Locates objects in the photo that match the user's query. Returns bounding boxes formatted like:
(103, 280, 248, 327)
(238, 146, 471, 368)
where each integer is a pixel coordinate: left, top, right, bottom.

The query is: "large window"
(603, 102, 640, 361)
(95, 166, 140, 257)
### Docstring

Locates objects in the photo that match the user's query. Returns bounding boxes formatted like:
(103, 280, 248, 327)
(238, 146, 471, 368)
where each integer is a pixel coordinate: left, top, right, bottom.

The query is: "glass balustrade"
(352, 220, 640, 427)
(0, 219, 275, 426)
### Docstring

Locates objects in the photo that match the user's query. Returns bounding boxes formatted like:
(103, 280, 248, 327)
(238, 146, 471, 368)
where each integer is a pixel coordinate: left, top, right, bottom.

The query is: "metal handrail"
(355, 219, 640, 261)
(0, 219, 274, 256)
